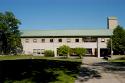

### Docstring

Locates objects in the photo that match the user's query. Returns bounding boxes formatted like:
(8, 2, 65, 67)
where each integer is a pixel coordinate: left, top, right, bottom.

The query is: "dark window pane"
(83, 37, 97, 42)
(58, 39, 62, 42)
(75, 39, 79, 42)
(41, 39, 45, 43)
(50, 39, 53, 42)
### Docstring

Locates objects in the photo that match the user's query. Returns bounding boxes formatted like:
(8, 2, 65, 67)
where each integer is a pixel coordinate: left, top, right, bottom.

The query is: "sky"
(0, 0, 125, 30)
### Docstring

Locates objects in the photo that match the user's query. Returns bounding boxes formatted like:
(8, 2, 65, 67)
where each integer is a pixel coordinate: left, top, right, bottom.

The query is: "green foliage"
(44, 50, 54, 57)
(0, 11, 22, 55)
(58, 45, 70, 57)
(58, 45, 86, 58)
(107, 39, 111, 48)
(69, 48, 75, 55)
(74, 47, 86, 58)
(50, 70, 75, 83)
(107, 25, 125, 54)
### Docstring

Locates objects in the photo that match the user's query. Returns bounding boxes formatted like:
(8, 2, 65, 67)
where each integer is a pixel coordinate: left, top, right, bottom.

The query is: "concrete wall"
(107, 17, 118, 29)
(21, 37, 109, 56)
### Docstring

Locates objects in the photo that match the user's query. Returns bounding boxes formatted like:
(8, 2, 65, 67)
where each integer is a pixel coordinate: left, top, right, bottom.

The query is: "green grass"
(109, 60, 125, 62)
(109, 55, 125, 62)
(0, 55, 81, 62)
(49, 70, 75, 83)
(0, 55, 81, 83)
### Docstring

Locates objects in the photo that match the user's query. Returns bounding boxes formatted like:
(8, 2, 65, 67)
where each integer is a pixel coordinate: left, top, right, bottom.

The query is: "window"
(86, 48, 92, 55)
(83, 37, 97, 42)
(101, 38, 105, 42)
(25, 39, 29, 43)
(41, 49, 45, 54)
(50, 39, 53, 43)
(37, 49, 41, 54)
(58, 39, 62, 42)
(67, 38, 71, 43)
(41, 39, 45, 43)
(33, 49, 45, 54)
(33, 49, 37, 54)
(33, 39, 37, 43)
(75, 39, 79, 42)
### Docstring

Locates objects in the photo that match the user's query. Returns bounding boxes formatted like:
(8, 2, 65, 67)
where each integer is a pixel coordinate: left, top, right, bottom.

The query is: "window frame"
(33, 39, 37, 43)
(33, 49, 45, 54)
(67, 38, 71, 43)
(41, 49, 45, 54)
(33, 49, 37, 54)
(101, 38, 105, 42)
(25, 39, 29, 43)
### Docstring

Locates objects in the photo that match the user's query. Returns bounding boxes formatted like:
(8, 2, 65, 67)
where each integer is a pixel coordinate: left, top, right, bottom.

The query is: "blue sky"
(0, 0, 125, 30)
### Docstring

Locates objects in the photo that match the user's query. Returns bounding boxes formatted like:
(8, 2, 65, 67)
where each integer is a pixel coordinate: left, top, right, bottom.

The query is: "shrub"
(74, 47, 86, 58)
(58, 45, 70, 58)
(44, 50, 54, 57)
(69, 48, 74, 55)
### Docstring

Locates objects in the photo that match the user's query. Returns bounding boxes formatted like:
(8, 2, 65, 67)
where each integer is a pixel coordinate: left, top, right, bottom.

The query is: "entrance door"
(100, 48, 110, 57)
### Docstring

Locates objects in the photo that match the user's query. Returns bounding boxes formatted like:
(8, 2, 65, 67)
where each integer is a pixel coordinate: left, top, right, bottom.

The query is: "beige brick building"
(21, 17, 118, 57)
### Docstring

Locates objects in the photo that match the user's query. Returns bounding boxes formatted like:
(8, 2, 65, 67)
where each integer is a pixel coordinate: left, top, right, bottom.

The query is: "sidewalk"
(75, 57, 125, 83)
(82, 57, 107, 65)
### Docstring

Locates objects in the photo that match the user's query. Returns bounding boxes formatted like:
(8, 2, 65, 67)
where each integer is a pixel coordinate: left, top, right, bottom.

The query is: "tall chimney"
(107, 16, 118, 29)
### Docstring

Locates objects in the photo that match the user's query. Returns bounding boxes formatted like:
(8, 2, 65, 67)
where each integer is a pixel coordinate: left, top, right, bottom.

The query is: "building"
(21, 17, 118, 57)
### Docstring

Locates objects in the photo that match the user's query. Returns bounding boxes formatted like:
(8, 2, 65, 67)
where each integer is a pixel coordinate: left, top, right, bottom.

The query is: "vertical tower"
(107, 16, 118, 29)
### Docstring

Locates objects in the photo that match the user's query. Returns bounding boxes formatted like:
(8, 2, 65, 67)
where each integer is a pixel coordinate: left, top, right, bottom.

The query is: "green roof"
(21, 29, 113, 37)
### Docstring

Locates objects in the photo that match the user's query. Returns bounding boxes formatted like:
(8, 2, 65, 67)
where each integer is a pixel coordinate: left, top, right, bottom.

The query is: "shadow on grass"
(0, 59, 81, 83)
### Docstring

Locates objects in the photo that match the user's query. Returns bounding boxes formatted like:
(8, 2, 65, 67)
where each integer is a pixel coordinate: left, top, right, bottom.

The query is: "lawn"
(0, 55, 81, 62)
(109, 55, 125, 62)
(0, 55, 81, 83)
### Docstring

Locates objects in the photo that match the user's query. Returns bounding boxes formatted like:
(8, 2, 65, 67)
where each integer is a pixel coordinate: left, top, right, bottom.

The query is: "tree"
(74, 47, 86, 58)
(0, 30, 7, 54)
(0, 11, 22, 55)
(58, 45, 70, 58)
(107, 25, 125, 55)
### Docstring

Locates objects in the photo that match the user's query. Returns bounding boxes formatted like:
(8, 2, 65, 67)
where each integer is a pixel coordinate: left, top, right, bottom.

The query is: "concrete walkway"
(82, 57, 107, 65)
(75, 57, 125, 83)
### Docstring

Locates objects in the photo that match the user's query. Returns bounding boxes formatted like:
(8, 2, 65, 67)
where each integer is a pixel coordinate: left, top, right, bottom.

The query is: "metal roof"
(21, 29, 113, 37)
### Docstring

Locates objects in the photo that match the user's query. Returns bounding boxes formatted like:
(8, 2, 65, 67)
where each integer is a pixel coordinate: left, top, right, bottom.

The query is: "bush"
(58, 45, 70, 58)
(69, 48, 75, 55)
(74, 47, 86, 58)
(44, 50, 54, 57)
